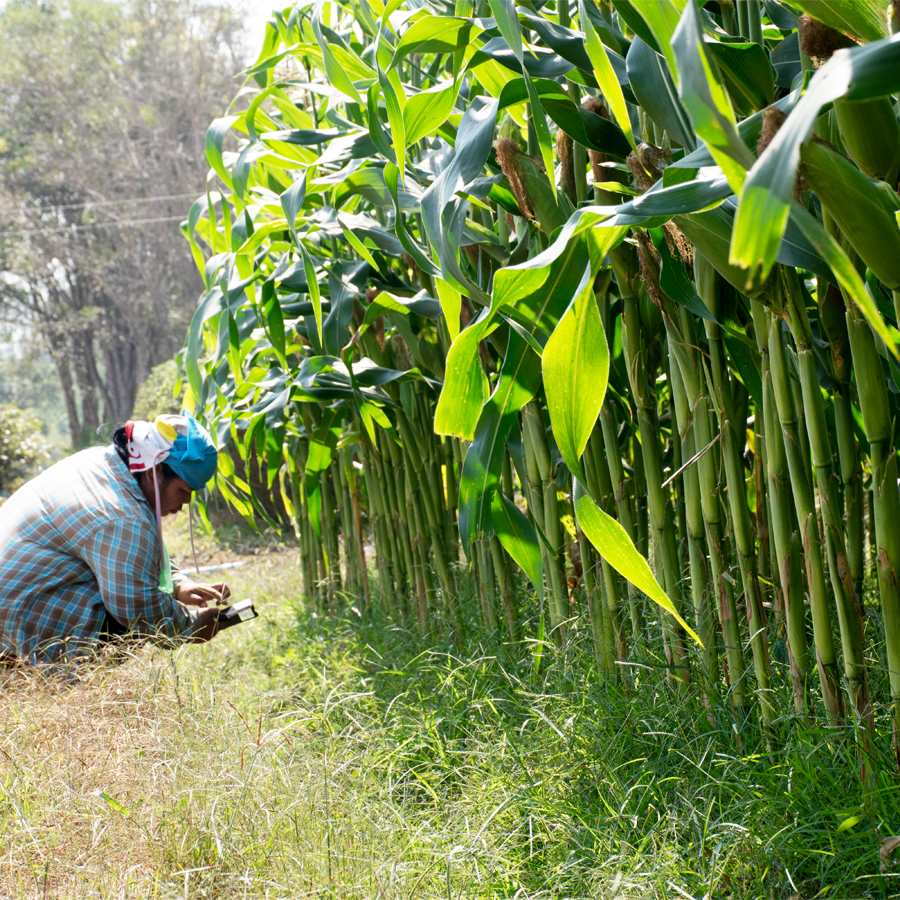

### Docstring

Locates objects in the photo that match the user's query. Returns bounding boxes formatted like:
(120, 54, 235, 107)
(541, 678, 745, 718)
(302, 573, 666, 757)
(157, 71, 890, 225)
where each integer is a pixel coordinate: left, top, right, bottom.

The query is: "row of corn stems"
(185, 0, 900, 763)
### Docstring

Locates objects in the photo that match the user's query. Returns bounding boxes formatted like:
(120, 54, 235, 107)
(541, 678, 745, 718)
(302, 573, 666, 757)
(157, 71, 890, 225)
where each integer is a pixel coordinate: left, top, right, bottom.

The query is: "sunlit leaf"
(491, 490, 543, 600)
(574, 480, 702, 645)
(542, 261, 609, 478)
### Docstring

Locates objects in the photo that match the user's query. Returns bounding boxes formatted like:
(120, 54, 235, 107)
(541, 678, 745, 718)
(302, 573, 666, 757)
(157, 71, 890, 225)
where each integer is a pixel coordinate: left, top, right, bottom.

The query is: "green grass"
(1, 517, 899, 898)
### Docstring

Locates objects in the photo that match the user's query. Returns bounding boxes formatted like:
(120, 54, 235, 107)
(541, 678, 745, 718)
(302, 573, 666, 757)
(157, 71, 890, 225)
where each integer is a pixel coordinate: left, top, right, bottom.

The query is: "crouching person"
(0, 412, 229, 665)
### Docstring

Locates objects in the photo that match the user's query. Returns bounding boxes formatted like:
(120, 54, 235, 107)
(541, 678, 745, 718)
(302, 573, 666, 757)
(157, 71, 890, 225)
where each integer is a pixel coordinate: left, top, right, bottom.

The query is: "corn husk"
(833, 97, 900, 188)
(799, 138, 900, 289)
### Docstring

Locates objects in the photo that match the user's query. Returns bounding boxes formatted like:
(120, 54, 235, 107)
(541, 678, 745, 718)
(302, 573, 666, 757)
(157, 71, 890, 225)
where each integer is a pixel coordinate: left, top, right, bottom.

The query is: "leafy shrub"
(132, 360, 182, 421)
(0, 404, 52, 495)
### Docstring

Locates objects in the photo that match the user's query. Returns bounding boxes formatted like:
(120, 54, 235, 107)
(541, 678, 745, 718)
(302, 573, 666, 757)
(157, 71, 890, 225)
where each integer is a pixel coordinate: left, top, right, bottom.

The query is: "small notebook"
(218, 598, 258, 627)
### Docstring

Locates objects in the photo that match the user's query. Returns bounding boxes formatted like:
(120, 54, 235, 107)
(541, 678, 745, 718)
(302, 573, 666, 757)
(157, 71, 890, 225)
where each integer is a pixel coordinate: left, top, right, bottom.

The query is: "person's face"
(139, 466, 193, 516)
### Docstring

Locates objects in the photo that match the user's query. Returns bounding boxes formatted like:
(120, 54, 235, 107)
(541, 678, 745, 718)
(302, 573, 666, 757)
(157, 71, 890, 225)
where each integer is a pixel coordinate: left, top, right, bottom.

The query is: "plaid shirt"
(0, 446, 199, 663)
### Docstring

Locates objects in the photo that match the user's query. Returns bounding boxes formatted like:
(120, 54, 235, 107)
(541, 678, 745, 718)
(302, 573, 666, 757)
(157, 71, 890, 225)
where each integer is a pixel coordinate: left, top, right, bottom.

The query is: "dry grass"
(0, 517, 461, 899)
(0, 516, 307, 899)
(0, 654, 180, 897)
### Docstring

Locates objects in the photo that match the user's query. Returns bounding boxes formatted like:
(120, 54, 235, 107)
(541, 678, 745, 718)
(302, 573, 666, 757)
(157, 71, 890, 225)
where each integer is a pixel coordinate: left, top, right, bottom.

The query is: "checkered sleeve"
(82, 517, 201, 640)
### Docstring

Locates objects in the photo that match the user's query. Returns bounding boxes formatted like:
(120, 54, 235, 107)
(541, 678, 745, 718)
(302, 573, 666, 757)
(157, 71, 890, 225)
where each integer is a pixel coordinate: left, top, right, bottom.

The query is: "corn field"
(183, 0, 900, 758)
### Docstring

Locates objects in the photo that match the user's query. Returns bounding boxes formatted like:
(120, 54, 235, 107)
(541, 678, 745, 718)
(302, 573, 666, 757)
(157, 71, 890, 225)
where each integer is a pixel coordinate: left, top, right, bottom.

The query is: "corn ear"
(833, 97, 900, 188)
(799, 138, 900, 289)
(675, 209, 765, 295)
(495, 138, 574, 234)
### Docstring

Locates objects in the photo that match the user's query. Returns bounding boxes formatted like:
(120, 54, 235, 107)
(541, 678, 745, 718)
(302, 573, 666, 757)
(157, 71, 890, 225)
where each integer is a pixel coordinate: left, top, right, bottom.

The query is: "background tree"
(0, 403, 51, 496)
(0, 0, 246, 446)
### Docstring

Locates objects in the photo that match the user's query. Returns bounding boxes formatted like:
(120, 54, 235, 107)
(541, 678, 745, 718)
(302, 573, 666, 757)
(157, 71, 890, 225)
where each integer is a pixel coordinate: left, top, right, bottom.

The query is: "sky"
(229, 0, 276, 57)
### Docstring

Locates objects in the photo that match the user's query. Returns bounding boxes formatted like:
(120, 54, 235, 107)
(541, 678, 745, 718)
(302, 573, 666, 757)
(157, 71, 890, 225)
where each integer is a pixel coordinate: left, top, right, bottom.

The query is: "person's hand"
(190, 605, 221, 643)
(175, 581, 231, 607)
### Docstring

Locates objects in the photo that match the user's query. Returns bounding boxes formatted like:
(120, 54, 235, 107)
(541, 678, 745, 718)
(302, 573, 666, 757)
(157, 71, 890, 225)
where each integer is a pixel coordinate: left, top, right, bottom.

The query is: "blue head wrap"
(164, 412, 218, 490)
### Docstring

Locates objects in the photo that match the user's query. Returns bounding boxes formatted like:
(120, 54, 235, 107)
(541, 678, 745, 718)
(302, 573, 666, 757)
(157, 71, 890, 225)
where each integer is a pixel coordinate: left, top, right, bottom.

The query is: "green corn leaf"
(487, 0, 523, 62)
(265, 426, 284, 490)
(361, 291, 436, 325)
(626, 38, 696, 150)
(798, 138, 900, 289)
(670, 0, 755, 194)
(507, 147, 575, 234)
(248, 19, 282, 75)
(730, 32, 900, 285)
(437, 226, 611, 443)
(420, 95, 498, 306)
(389, 14, 478, 64)
(579, 0, 630, 55)
(722, 334, 763, 410)
(676, 199, 837, 296)
(458, 331, 542, 552)
(358, 401, 391, 443)
(707, 38, 775, 115)
(501, 315, 545, 358)
(312, 0, 364, 105)
(524, 75, 557, 203)
(205, 117, 239, 188)
(496, 78, 631, 157)
(764, 0, 798, 29)
(366, 83, 399, 165)
(435, 277, 462, 341)
(788, 201, 899, 360)
(377, 66, 407, 183)
(470, 42, 573, 80)
(280, 173, 307, 243)
(305, 409, 341, 537)
(352, 0, 379, 36)
(493, 216, 626, 332)
(324, 260, 369, 356)
(245, 82, 288, 143)
(328, 38, 378, 83)
(578, 0, 635, 150)
(235, 220, 290, 257)
(298, 243, 323, 346)
(499, 237, 592, 342)
(771, 32, 802, 90)
(244, 43, 304, 81)
(222, 306, 241, 378)
(573, 479, 702, 645)
(181, 197, 208, 282)
(230, 142, 269, 206)
(518, 7, 632, 92)
(601, 168, 731, 225)
(261, 279, 286, 367)
(186, 286, 226, 402)
(670, 78, 805, 170)
(491, 490, 544, 601)
(403, 78, 462, 147)
(435, 234, 606, 442)
(338, 215, 384, 275)
(203, 184, 221, 258)
(635, 0, 683, 78)
(216, 476, 255, 524)
(332, 167, 424, 210)
(543, 261, 609, 478)
(790, 0, 888, 43)
(384, 162, 441, 277)
(611, 0, 661, 52)
(434, 320, 495, 439)
(488, 0, 556, 200)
